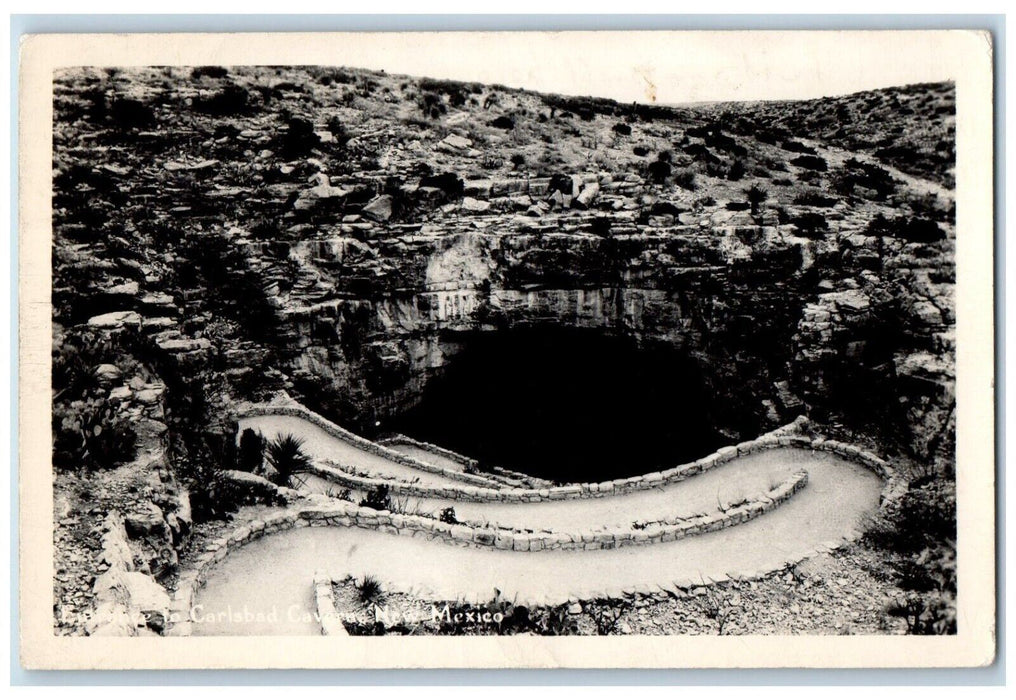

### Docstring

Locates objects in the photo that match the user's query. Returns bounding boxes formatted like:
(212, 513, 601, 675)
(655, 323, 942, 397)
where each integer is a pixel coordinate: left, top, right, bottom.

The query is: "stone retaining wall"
(304, 432, 891, 505)
(313, 570, 348, 636)
(88, 511, 172, 637)
(377, 433, 480, 471)
(238, 401, 895, 504)
(377, 434, 555, 489)
(233, 399, 506, 490)
(168, 468, 810, 635)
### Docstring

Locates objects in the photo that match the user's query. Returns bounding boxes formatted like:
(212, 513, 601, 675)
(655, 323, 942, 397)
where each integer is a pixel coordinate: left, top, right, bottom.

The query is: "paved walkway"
(383, 442, 469, 472)
(239, 414, 478, 490)
(192, 448, 882, 636)
(297, 449, 802, 532)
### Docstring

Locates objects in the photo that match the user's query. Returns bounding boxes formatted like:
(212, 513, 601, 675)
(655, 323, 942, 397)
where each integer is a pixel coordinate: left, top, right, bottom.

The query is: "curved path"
(191, 447, 882, 636)
(297, 449, 798, 532)
(382, 442, 470, 473)
(239, 414, 482, 490)
(246, 411, 802, 532)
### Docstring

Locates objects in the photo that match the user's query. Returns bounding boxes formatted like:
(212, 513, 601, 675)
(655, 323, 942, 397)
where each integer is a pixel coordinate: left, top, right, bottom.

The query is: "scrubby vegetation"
(264, 433, 312, 486)
(861, 478, 956, 634)
(359, 484, 393, 511)
(712, 81, 956, 187)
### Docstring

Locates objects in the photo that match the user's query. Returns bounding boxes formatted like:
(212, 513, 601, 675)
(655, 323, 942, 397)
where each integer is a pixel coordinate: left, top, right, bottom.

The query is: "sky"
(301, 30, 973, 104)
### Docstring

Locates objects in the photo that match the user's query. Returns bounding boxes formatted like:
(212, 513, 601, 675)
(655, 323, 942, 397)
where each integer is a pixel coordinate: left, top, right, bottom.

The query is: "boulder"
(108, 386, 133, 403)
(85, 601, 136, 637)
(361, 195, 394, 222)
(464, 179, 493, 198)
(139, 292, 176, 313)
(910, 299, 944, 326)
(574, 182, 600, 209)
(441, 134, 472, 150)
(570, 174, 584, 197)
(461, 197, 491, 213)
(124, 501, 169, 540)
(133, 385, 165, 406)
(92, 364, 123, 385)
(105, 281, 140, 296)
(88, 311, 142, 330)
(163, 159, 219, 172)
(155, 337, 212, 353)
(293, 177, 349, 211)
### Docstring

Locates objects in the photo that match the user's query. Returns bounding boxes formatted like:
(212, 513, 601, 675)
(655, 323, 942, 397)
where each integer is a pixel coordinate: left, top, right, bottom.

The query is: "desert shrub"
(726, 160, 746, 181)
(864, 214, 945, 243)
(176, 230, 281, 344)
(795, 171, 822, 188)
(865, 481, 957, 635)
(264, 433, 312, 486)
(782, 139, 817, 155)
(53, 400, 137, 471)
(109, 98, 155, 129)
(651, 201, 686, 217)
(695, 585, 737, 634)
(772, 177, 793, 186)
(833, 158, 897, 199)
(187, 463, 243, 523)
(236, 428, 265, 472)
(612, 122, 632, 136)
(357, 575, 384, 605)
(745, 183, 768, 214)
(547, 173, 572, 196)
(278, 115, 320, 157)
(790, 155, 829, 172)
(725, 201, 750, 212)
(706, 132, 747, 157)
(439, 507, 459, 524)
(490, 115, 515, 130)
(190, 66, 229, 80)
(791, 211, 828, 237)
(865, 481, 956, 555)
(359, 484, 393, 512)
(194, 84, 253, 117)
(632, 145, 649, 157)
(480, 154, 504, 170)
(52, 329, 117, 400)
(509, 152, 526, 168)
(418, 91, 446, 119)
(683, 143, 719, 163)
(647, 158, 671, 185)
(673, 169, 697, 191)
(901, 192, 952, 222)
(584, 597, 633, 635)
(325, 116, 350, 148)
(793, 190, 838, 207)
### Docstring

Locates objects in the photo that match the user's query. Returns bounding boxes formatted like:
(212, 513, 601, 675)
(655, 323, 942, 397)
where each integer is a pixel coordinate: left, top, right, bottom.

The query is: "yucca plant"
(265, 433, 312, 487)
(357, 575, 383, 605)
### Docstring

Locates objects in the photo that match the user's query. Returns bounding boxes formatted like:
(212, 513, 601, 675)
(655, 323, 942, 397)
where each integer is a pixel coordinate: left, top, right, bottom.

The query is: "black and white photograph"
(18, 28, 996, 669)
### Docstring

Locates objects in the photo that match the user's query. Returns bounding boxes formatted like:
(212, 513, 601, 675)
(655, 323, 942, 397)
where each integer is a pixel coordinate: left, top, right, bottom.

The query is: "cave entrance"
(386, 327, 725, 483)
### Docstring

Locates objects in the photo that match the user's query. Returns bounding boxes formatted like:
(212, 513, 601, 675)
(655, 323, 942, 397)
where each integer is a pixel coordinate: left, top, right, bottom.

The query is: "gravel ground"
(334, 544, 908, 636)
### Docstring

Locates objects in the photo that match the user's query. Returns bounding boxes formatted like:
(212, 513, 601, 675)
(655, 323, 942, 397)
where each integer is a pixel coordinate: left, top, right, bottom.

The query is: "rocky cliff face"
(269, 217, 952, 468)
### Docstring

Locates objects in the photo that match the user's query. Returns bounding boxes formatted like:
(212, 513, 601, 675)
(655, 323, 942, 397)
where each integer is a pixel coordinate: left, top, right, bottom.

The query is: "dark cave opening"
(386, 327, 725, 483)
